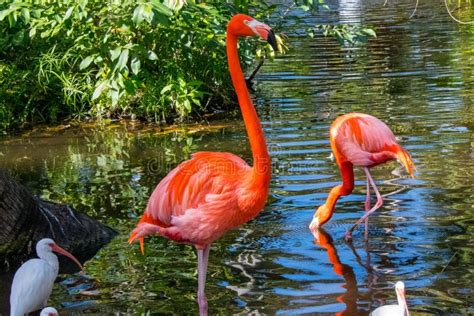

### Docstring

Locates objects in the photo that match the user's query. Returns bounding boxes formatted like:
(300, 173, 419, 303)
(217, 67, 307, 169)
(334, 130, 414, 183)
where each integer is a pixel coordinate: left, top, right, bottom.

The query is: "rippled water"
(1, 0, 473, 315)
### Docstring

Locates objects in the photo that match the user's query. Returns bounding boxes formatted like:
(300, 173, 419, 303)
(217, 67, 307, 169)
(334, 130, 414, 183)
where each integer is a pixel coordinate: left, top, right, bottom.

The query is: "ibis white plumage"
(370, 281, 409, 316)
(40, 307, 59, 316)
(9, 238, 82, 316)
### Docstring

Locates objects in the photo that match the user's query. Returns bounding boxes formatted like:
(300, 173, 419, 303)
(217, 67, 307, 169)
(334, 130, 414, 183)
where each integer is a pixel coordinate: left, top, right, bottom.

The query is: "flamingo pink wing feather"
(141, 151, 252, 245)
(332, 114, 398, 167)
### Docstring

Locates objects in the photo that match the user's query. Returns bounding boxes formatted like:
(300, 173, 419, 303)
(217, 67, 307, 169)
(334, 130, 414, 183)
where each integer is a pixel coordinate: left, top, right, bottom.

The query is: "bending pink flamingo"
(310, 113, 415, 240)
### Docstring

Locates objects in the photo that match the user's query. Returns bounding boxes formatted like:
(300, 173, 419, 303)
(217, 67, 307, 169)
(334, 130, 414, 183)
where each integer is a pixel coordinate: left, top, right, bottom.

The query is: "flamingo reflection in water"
(315, 228, 411, 315)
(314, 228, 359, 315)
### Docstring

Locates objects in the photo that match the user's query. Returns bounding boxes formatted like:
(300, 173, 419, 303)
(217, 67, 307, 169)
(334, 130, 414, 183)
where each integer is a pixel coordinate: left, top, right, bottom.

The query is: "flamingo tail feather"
(129, 212, 168, 255)
(127, 230, 146, 255)
(139, 237, 145, 255)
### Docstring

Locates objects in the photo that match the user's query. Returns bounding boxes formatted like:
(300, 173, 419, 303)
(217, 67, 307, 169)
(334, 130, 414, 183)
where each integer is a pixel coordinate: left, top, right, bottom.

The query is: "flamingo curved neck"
(320, 162, 354, 222)
(328, 186, 343, 208)
(226, 33, 270, 182)
(322, 185, 343, 217)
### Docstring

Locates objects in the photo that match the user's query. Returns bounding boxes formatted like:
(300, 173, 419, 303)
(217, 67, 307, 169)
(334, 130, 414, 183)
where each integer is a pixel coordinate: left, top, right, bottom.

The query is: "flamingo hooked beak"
(245, 19, 278, 51)
(309, 216, 320, 238)
(266, 29, 278, 51)
(51, 244, 83, 270)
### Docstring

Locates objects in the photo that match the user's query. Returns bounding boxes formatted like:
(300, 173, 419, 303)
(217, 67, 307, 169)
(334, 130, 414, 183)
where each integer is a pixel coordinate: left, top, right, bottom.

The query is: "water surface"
(1, 0, 473, 314)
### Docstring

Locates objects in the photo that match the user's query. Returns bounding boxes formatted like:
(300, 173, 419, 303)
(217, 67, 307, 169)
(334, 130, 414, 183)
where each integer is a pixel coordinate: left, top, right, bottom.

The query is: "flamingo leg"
(345, 168, 383, 241)
(364, 176, 371, 241)
(197, 244, 211, 316)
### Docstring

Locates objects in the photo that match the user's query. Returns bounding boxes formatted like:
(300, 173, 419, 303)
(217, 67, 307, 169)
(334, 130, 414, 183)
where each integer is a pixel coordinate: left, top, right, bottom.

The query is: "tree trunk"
(0, 170, 118, 272)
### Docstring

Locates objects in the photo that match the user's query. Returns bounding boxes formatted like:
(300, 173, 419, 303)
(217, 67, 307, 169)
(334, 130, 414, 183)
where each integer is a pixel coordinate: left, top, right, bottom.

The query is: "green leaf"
(164, 0, 186, 11)
(7, 13, 15, 28)
(116, 49, 129, 71)
(40, 29, 51, 38)
(12, 31, 25, 46)
(109, 89, 119, 105)
(183, 99, 191, 111)
(362, 28, 376, 38)
(79, 55, 94, 70)
(142, 4, 154, 24)
(132, 5, 144, 25)
(92, 81, 107, 100)
(0, 9, 13, 22)
(343, 32, 354, 43)
(188, 80, 202, 87)
(300, 5, 310, 11)
(161, 84, 173, 94)
(21, 8, 30, 23)
(150, 0, 172, 16)
(131, 57, 141, 75)
(110, 47, 121, 61)
(97, 155, 106, 167)
(124, 79, 136, 94)
(148, 50, 158, 60)
(64, 6, 74, 20)
(29, 26, 36, 37)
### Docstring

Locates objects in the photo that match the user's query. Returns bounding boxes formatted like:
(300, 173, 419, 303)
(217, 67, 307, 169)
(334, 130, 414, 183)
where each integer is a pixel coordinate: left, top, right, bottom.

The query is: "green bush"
(0, 0, 288, 130)
(0, 0, 369, 131)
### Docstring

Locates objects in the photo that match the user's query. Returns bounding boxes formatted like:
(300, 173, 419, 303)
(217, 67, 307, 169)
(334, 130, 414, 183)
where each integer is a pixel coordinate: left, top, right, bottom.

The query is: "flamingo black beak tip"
(267, 29, 278, 51)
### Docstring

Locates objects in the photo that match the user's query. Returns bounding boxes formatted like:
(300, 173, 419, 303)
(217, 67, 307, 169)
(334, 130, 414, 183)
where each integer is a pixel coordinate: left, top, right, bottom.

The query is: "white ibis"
(370, 281, 409, 316)
(40, 307, 59, 316)
(9, 238, 82, 316)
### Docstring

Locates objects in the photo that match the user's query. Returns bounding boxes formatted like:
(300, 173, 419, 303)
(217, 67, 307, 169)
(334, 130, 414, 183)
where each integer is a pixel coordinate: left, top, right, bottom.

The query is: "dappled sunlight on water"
(1, 0, 474, 314)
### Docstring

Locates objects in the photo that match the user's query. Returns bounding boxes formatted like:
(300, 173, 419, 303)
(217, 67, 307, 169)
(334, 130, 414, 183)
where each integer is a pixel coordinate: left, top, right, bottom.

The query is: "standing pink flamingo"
(309, 113, 415, 240)
(128, 14, 277, 315)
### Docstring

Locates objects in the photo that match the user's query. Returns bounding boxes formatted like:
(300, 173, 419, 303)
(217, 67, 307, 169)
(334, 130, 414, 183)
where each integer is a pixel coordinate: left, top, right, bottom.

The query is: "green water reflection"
(1, 0, 474, 314)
